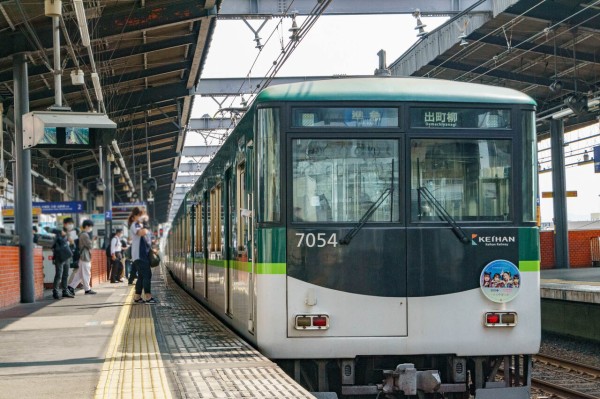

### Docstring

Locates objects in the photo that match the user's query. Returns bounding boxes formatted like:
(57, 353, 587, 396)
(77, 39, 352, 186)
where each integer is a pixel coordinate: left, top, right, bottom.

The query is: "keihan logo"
(472, 234, 516, 247)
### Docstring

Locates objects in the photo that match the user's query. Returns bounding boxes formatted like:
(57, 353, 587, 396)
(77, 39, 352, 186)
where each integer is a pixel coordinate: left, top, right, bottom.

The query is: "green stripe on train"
(519, 260, 540, 272)
(204, 260, 286, 274)
(518, 227, 540, 262)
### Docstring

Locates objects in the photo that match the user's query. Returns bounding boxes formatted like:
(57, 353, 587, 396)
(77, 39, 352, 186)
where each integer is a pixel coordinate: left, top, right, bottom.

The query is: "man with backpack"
(52, 218, 76, 299)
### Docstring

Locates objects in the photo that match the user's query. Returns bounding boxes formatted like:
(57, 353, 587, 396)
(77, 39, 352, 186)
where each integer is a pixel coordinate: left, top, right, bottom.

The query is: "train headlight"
(294, 314, 330, 330)
(484, 312, 517, 327)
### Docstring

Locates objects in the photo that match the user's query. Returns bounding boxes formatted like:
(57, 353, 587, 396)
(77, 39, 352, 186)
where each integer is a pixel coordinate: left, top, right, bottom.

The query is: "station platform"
(0, 267, 315, 399)
(540, 267, 600, 342)
(540, 267, 600, 304)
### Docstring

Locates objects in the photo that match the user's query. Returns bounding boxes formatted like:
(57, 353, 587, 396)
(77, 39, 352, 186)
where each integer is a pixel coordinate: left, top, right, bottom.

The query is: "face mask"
(66, 224, 74, 231)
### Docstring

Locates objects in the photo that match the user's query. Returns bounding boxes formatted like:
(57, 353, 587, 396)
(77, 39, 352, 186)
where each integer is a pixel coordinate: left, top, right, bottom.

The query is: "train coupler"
(380, 363, 441, 395)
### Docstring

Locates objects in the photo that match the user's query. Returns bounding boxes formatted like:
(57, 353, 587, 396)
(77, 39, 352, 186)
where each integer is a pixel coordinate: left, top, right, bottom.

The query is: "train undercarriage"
(278, 355, 532, 399)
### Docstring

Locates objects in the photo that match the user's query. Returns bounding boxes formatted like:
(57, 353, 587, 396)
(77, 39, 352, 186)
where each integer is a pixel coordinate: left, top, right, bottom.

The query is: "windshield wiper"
(339, 187, 392, 245)
(417, 186, 470, 244)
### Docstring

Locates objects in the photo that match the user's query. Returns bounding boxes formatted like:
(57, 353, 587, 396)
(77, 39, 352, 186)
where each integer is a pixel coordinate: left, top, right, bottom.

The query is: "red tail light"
(484, 312, 517, 327)
(294, 314, 330, 330)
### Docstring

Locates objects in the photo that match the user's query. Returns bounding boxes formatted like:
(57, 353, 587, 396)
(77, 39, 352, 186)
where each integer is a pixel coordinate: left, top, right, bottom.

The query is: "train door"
(203, 191, 209, 299)
(246, 145, 256, 334)
(224, 168, 233, 315)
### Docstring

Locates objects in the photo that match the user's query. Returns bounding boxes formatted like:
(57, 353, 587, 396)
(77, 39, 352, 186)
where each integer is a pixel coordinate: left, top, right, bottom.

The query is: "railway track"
(532, 353, 600, 399)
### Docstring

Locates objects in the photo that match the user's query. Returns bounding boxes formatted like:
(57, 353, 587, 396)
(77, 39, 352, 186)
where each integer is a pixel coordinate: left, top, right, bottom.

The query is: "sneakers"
(134, 298, 144, 303)
(84, 289, 97, 295)
(52, 291, 60, 300)
(62, 290, 74, 298)
(145, 297, 157, 304)
(67, 286, 75, 295)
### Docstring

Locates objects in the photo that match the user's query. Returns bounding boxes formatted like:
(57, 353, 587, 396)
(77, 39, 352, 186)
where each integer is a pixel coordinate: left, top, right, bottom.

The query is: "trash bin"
(591, 237, 600, 267)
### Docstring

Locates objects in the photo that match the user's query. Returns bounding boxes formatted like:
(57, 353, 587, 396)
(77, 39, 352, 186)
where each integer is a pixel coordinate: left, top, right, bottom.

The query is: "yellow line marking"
(94, 288, 173, 399)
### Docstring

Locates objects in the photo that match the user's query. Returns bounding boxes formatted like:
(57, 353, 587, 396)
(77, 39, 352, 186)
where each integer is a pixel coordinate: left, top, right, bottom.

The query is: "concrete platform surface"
(0, 266, 315, 399)
(0, 281, 131, 398)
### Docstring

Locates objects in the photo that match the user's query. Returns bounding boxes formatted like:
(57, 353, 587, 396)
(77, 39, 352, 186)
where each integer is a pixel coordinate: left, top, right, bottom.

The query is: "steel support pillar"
(13, 53, 34, 303)
(550, 118, 569, 268)
(104, 151, 113, 242)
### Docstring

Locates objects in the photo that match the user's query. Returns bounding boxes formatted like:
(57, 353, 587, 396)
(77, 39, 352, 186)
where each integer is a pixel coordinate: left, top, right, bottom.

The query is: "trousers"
(134, 259, 152, 295)
(53, 259, 70, 292)
(110, 253, 123, 282)
(70, 260, 92, 291)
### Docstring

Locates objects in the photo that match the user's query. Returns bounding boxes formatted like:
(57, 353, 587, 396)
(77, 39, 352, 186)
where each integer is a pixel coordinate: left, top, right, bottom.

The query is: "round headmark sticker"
(480, 259, 520, 303)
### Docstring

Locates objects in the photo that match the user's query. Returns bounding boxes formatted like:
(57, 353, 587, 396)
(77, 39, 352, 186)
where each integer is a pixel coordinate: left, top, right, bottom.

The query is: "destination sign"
(411, 108, 511, 129)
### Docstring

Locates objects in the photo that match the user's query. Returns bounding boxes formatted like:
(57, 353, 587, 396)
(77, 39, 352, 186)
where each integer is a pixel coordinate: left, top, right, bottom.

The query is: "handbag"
(149, 251, 161, 268)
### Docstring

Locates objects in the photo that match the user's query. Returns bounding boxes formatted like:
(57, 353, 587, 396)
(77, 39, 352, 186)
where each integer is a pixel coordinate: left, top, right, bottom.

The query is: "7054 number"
(296, 233, 338, 248)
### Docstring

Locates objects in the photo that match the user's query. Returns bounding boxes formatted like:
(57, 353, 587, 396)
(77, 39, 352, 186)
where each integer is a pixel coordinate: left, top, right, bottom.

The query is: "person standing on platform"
(110, 228, 124, 283)
(68, 219, 97, 295)
(128, 207, 156, 303)
(51, 221, 75, 300)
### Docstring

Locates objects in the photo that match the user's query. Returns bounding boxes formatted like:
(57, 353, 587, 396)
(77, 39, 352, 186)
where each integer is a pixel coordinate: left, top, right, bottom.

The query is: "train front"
(254, 83, 540, 398)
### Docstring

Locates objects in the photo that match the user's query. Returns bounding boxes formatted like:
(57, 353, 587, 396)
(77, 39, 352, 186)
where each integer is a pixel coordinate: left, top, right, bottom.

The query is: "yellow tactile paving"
(95, 288, 173, 399)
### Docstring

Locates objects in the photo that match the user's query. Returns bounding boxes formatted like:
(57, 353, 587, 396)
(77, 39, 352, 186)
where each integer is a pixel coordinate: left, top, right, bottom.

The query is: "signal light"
(294, 314, 329, 330)
(484, 312, 517, 327)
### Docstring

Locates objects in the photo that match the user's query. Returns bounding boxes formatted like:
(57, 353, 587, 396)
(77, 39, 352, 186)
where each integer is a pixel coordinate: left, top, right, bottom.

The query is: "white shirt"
(111, 235, 122, 255)
(130, 223, 142, 261)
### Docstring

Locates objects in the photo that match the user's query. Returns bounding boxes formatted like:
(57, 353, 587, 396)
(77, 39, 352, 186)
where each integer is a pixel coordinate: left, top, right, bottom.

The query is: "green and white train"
(166, 77, 541, 398)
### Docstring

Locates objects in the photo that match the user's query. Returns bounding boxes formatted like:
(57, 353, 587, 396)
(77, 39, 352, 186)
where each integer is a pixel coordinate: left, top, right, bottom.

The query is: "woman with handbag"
(128, 207, 157, 304)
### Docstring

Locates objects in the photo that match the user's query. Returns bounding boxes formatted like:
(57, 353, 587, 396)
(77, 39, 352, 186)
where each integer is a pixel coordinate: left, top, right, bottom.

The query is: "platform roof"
(389, 0, 600, 137)
(0, 0, 218, 223)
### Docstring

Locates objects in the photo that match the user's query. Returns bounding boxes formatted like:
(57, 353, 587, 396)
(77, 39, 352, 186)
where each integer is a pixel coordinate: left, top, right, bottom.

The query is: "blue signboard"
(32, 201, 85, 214)
(594, 146, 600, 173)
(105, 210, 112, 220)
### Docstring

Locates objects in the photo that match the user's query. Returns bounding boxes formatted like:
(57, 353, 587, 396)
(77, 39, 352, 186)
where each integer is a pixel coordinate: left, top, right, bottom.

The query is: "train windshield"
(291, 139, 399, 223)
(411, 138, 512, 221)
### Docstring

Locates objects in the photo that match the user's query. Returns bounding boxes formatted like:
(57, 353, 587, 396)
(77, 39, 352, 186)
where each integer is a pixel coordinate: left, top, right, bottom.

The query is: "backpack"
(53, 234, 73, 263)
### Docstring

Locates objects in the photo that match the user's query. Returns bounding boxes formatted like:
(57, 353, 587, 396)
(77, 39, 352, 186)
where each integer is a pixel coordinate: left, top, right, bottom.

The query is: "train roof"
(255, 77, 536, 106)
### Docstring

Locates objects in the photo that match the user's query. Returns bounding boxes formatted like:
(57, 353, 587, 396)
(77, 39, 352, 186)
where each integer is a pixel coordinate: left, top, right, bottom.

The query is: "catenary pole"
(13, 53, 35, 302)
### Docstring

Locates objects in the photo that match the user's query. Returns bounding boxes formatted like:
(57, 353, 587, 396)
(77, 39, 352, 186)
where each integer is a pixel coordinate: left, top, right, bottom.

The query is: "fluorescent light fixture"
(91, 72, 103, 102)
(73, 0, 90, 47)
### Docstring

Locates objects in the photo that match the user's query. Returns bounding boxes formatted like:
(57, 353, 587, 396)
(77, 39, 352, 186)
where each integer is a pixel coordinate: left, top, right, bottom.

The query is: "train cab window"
(257, 108, 281, 223)
(411, 138, 512, 221)
(291, 138, 399, 223)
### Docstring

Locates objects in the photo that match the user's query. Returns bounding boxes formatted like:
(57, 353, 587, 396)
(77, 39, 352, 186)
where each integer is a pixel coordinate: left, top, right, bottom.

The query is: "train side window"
(210, 186, 222, 252)
(195, 203, 202, 253)
(522, 111, 537, 223)
(257, 108, 281, 223)
(410, 138, 512, 222)
(236, 162, 248, 259)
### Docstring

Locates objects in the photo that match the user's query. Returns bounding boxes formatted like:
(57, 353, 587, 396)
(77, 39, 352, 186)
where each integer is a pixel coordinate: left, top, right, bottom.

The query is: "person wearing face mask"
(68, 219, 97, 295)
(51, 218, 76, 299)
(128, 207, 156, 303)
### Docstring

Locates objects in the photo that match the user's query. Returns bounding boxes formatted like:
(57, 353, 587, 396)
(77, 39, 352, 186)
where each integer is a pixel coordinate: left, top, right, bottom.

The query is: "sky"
(180, 14, 600, 223)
